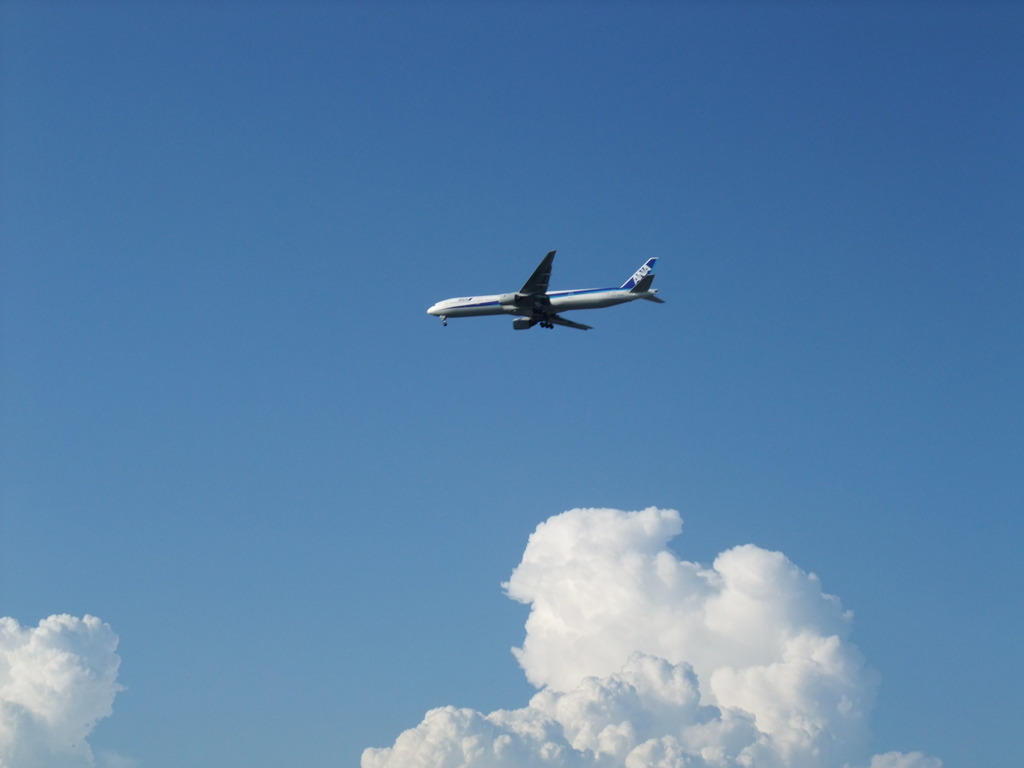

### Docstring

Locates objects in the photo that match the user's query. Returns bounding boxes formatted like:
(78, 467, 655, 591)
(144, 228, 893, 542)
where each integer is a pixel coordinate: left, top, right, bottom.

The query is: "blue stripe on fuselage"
(546, 287, 617, 297)
(442, 299, 500, 309)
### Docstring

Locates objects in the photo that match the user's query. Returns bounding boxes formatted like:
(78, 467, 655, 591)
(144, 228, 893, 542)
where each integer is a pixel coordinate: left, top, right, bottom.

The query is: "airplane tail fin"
(631, 273, 665, 302)
(620, 257, 657, 289)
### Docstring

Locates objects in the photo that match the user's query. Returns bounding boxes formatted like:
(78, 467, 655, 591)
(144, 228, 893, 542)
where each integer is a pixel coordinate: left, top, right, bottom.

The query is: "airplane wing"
(519, 250, 556, 295)
(546, 313, 592, 331)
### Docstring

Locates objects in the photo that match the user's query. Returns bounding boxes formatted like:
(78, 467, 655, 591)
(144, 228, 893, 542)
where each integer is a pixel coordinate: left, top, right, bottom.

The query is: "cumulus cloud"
(363, 507, 940, 768)
(866, 754, 942, 768)
(0, 614, 123, 768)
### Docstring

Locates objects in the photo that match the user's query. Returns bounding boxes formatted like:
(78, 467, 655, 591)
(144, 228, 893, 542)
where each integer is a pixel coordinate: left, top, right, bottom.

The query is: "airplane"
(426, 251, 664, 330)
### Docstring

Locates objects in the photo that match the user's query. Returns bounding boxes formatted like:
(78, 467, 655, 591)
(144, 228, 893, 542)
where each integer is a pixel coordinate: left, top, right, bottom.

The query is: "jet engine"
(498, 293, 527, 307)
(512, 318, 535, 330)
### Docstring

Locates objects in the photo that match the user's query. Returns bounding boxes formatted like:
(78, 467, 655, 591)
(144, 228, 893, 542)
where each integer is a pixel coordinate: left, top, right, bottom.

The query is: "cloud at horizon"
(0, 614, 123, 768)
(363, 507, 941, 768)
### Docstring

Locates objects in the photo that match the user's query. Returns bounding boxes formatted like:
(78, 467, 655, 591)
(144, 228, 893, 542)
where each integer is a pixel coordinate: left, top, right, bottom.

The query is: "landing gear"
(441, 315, 447, 327)
(512, 317, 555, 330)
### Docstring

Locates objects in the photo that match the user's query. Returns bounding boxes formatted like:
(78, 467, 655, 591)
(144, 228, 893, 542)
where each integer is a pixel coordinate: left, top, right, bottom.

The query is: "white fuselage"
(427, 287, 657, 319)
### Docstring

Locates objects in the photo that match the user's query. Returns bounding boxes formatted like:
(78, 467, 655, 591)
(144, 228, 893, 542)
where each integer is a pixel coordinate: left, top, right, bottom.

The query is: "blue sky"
(1, 2, 1021, 767)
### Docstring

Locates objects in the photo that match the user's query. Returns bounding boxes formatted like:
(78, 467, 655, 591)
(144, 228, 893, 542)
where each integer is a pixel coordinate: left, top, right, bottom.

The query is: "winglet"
(620, 257, 657, 289)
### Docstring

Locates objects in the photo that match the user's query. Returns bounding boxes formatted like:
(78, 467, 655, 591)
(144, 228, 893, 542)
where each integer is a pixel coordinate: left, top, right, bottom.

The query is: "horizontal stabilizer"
(631, 273, 665, 302)
(630, 274, 656, 293)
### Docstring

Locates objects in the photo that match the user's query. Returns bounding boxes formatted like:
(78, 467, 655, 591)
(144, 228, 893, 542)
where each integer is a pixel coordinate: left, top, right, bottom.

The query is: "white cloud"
(865, 753, 943, 768)
(364, 507, 941, 768)
(0, 614, 123, 768)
